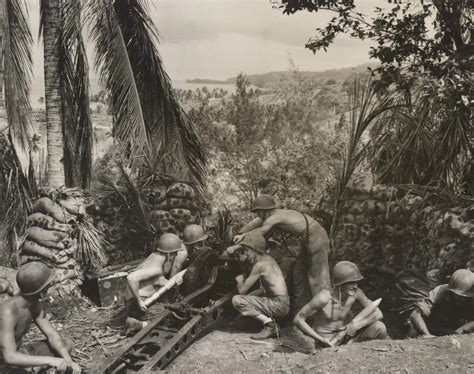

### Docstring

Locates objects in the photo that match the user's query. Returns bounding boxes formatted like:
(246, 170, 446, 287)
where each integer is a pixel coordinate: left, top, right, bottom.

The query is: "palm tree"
(41, 0, 65, 188)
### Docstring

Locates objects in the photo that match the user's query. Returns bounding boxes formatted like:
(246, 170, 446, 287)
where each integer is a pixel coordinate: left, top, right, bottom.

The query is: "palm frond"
(0, 135, 35, 266)
(329, 78, 402, 237)
(105, 0, 206, 193)
(86, 0, 149, 169)
(4, 0, 34, 176)
(60, 0, 93, 189)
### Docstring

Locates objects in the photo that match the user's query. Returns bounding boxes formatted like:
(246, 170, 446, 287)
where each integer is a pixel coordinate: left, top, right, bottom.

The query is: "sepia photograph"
(0, 0, 472, 372)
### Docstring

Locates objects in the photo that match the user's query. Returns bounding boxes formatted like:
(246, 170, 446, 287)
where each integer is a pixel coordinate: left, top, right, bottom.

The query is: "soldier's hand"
(345, 322, 357, 337)
(233, 234, 244, 244)
(420, 333, 436, 339)
(138, 300, 148, 312)
(69, 361, 82, 374)
(235, 275, 244, 284)
(50, 358, 68, 373)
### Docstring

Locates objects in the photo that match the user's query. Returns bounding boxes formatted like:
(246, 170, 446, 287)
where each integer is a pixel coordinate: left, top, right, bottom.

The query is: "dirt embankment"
(167, 330, 474, 373)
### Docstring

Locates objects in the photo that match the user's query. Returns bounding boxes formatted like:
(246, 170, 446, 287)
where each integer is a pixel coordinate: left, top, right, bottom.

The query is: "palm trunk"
(43, 0, 64, 188)
(0, 1, 4, 109)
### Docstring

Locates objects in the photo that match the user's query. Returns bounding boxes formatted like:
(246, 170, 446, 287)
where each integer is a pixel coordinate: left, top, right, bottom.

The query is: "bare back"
(254, 255, 288, 297)
(0, 297, 40, 352)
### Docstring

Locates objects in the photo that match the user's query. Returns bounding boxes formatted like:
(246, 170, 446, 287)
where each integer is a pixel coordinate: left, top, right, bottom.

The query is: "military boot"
(251, 320, 279, 340)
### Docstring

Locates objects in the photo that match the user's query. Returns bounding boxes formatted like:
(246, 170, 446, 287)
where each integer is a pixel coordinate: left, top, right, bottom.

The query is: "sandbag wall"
(333, 174, 474, 282)
(96, 181, 200, 263)
(20, 195, 87, 296)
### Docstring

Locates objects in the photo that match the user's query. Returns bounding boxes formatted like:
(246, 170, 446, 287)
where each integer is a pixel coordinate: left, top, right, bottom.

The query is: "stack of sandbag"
(150, 182, 199, 236)
(19, 194, 88, 296)
(334, 172, 473, 283)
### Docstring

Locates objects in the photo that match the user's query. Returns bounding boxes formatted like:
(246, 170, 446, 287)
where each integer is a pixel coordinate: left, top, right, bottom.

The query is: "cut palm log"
(27, 213, 71, 233)
(27, 227, 69, 250)
(33, 197, 75, 224)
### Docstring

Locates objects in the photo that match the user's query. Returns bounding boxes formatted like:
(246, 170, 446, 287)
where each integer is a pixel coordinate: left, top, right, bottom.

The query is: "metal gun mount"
(99, 249, 251, 373)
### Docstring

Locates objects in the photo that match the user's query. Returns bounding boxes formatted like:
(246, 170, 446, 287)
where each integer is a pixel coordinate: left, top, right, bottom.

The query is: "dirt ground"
(167, 329, 474, 373)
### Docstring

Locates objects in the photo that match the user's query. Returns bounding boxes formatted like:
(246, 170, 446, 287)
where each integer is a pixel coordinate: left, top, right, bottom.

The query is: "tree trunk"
(43, 0, 64, 188)
(0, 0, 4, 109)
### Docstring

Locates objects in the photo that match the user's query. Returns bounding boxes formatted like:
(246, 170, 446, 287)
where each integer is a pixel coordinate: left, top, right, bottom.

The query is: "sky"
(28, 0, 376, 95)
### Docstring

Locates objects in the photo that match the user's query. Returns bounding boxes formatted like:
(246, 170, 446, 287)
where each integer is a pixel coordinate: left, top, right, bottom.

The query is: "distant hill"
(186, 63, 377, 89)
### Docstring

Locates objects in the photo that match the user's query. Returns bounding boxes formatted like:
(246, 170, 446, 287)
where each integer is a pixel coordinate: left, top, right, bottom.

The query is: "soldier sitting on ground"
(293, 261, 388, 348)
(126, 233, 188, 330)
(0, 262, 81, 373)
(233, 194, 330, 315)
(227, 232, 290, 340)
(409, 269, 474, 337)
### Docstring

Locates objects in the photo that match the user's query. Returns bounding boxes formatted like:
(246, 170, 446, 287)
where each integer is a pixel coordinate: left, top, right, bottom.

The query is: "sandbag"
(149, 210, 172, 221)
(346, 173, 374, 194)
(26, 227, 69, 250)
(360, 199, 387, 214)
(371, 185, 397, 201)
(22, 240, 69, 264)
(167, 182, 195, 199)
(58, 197, 86, 216)
(158, 197, 196, 211)
(33, 197, 75, 224)
(154, 220, 177, 234)
(27, 213, 71, 233)
(169, 208, 193, 221)
(341, 200, 364, 215)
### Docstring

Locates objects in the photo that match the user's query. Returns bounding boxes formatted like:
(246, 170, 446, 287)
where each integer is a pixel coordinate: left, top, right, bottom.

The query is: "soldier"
(126, 233, 188, 330)
(409, 269, 474, 337)
(293, 261, 388, 347)
(233, 194, 330, 314)
(182, 224, 209, 260)
(0, 262, 81, 373)
(229, 232, 290, 340)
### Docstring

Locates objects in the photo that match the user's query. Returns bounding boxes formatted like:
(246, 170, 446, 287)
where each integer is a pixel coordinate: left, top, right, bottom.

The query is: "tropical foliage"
(280, 0, 474, 196)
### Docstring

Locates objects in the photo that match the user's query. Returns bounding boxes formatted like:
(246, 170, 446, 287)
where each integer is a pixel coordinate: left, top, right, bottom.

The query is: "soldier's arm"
(169, 247, 188, 277)
(293, 290, 333, 347)
(127, 259, 163, 304)
(239, 217, 263, 234)
(409, 309, 433, 336)
(35, 309, 80, 373)
(349, 289, 383, 331)
(455, 321, 474, 334)
(236, 264, 261, 295)
(1, 305, 65, 369)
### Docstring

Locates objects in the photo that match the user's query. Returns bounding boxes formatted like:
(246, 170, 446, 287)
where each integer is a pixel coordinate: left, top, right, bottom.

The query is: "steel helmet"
(250, 195, 276, 212)
(333, 261, 364, 287)
(447, 269, 474, 298)
(157, 233, 182, 253)
(238, 232, 266, 253)
(183, 224, 208, 245)
(16, 262, 56, 296)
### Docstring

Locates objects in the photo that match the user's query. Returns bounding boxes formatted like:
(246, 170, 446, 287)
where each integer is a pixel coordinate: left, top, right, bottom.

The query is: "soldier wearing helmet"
(0, 262, 81, 373)
(127, 233, 188, 314)
(233, 194, 330, 314)
(409, 269, 474, 337)
(293, 261, 388, 348)
(182, 224, 209, 260)
(228, 232, 290, 340)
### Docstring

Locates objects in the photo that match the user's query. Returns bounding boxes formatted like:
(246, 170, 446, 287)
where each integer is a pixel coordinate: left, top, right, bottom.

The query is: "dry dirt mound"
(167, 330, 474, 373)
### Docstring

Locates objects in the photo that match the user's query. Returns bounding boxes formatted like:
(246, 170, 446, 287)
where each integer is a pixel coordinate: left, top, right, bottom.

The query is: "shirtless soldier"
(229, 232, 290, 340)
(234, 194, 330, 313)
(0, 262, 81, 373)
(127, 233, 188, 322)
(293, 261, 388, 347)
(409, 269, 474, 337)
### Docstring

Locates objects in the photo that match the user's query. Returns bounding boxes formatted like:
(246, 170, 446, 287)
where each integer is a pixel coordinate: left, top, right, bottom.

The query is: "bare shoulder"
(314, 289, 332, 305)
